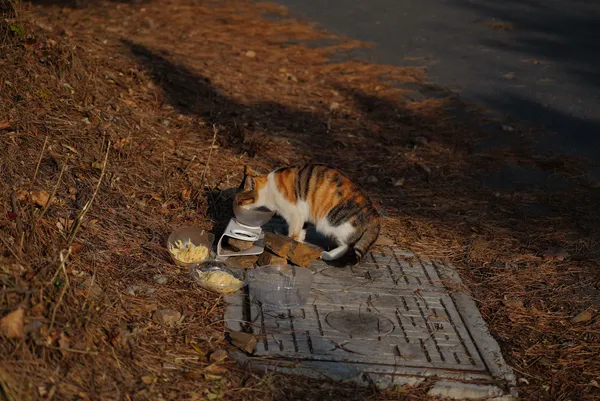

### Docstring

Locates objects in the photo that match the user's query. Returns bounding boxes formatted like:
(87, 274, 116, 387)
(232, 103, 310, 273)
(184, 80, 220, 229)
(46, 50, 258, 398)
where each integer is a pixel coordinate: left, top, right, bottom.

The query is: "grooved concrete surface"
(224, 247, 517, 399)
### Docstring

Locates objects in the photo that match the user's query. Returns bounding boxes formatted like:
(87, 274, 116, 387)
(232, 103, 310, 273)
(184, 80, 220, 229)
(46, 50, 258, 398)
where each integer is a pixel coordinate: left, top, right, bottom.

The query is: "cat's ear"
(243, 165, 258, 177)
(235, 190, 257, 206)
(238, 168, 255, 192)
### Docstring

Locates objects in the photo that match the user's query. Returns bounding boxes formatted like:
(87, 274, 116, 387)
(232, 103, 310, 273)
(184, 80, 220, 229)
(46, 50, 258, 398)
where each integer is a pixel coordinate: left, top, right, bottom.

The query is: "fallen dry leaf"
(209, 349, 228, 363)
(204, 363, 227, 374)
(58, 332, 70, 355)
(1, 308, 25, 339)
(70, 242, 85, 255)
(31, 190, 50, 207)
(503, 299, 524, 309)
(56, 218, 74, 232)
(572, 310, 593, 323)
(181, 187, 192, 202)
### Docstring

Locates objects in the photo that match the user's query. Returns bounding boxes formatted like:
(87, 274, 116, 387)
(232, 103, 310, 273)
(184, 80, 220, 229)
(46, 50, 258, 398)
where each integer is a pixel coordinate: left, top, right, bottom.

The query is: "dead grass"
(0, 0, 599, 400)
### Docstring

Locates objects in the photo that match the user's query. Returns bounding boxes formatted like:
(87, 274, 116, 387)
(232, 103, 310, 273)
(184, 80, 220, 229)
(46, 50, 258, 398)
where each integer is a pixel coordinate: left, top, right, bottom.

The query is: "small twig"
(0, 234, 22, 262)
(10, 191, 24, 255)
(31, 136, 49, 187)
(81, 263, 97, 312)
(162, 151, 167, 201)
(67, 143, 110, 246)
(45, 345, 98, 355)
(28, 136, 50, 244)
(37, 163, 67, 222)
(199, 125, 218, 192)
(49, 248, 72, 332)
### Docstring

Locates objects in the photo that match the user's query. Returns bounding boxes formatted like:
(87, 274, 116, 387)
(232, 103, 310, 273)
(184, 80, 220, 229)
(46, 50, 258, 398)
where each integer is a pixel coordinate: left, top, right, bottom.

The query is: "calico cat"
(236, 164, 380, 263)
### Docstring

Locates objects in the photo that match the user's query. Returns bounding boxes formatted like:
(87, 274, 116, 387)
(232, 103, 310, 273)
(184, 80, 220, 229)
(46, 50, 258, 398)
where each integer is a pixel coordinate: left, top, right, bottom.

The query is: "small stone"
(225, 255, 259, 269)
(209, 349, 228, 363)
(245, 50, 256, 58)
(417, 163, 431, 174)
(572, 310, 593, 323)
(366, 175, 379, 184)
(162, 119, 170, 127)
(228, 331, 257, 354)
(24, 320, 44, 335)
(413, 136, 428, 146)
(227, 238, 254, 252)
(540, 247, 569, 261)
(393, 178, 405, 187)
(329, 101, 340, 111)
(153, 309, 182, 327)
(125, 285, 142, 296)
(82, 278, 103, 300)
(257, 251, 287, 266)
(153, 274, 168, 285)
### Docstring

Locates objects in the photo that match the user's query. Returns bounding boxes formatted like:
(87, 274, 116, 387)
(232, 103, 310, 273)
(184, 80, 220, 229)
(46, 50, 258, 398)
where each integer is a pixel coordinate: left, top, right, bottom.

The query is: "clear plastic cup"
(246, 264, 314, 309)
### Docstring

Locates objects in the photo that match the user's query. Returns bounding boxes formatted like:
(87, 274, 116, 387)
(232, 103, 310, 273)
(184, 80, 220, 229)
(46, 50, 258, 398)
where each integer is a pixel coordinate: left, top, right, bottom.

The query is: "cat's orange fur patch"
(254, 176, 268, 191)
(274, 168, 296, 202)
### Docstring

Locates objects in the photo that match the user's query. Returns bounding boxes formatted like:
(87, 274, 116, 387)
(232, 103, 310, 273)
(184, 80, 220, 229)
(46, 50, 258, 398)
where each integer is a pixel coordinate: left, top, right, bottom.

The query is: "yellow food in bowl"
(196, 270, 243, 294)
(168, 239, 209, 263)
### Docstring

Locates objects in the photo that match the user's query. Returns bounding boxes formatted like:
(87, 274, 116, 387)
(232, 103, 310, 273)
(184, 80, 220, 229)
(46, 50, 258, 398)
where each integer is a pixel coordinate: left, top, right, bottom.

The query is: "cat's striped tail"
(354, 221, 380, 263)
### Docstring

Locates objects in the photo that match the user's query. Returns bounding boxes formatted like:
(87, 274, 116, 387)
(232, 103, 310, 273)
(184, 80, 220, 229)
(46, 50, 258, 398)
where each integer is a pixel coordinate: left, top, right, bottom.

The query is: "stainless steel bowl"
(233, 197, 275, 227)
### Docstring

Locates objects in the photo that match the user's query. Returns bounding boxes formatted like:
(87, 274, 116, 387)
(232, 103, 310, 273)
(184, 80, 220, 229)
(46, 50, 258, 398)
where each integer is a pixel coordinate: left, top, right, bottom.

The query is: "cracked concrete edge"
(228, 350, 516, 399)
(433, 260, 518, 398)
(427, 381, 517, 400)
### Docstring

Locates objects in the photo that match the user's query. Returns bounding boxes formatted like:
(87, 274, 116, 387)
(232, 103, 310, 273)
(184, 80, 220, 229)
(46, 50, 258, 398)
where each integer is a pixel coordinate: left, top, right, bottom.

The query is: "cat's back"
(272, 164, 379, 222)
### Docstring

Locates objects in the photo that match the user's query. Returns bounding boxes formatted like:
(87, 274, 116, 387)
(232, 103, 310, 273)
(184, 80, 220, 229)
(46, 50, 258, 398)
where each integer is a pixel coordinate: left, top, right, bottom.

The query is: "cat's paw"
(289, 229, 306, 243)
(297, 229, 307, 243)
(321, 250, 334, 261)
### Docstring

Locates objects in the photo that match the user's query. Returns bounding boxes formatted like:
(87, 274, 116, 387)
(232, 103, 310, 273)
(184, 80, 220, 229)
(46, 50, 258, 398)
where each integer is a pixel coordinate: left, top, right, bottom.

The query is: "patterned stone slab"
(224, 247, 517, 399)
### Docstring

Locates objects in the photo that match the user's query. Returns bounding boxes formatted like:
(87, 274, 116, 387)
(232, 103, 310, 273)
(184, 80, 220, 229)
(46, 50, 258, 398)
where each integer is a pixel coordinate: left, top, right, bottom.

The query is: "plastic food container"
(246, 264, 313, 309)
(233, 195, 275, 228)
(167, 226, 215, 268)
(190, 261, 245, 294)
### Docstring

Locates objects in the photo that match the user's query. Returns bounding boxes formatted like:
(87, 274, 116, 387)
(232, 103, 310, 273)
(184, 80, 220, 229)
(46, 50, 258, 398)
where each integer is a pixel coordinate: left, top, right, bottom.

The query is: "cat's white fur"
(243, 172, 356, 260)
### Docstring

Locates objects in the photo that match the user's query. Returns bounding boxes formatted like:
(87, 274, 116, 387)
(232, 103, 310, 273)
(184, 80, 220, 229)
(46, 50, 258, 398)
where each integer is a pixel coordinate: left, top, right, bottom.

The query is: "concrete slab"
(224, 247, 517, 399)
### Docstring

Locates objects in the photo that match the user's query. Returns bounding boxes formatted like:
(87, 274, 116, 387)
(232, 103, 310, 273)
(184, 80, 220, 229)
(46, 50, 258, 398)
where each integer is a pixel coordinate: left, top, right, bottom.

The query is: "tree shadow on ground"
(129, 33, 600, 401)
(122, 39, 600, 251)
(124, 40, 333, 163)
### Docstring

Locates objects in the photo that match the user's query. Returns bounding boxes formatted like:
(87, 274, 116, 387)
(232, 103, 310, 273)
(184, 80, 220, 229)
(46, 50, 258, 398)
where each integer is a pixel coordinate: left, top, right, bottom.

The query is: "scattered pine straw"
(0, 0, 599, 400)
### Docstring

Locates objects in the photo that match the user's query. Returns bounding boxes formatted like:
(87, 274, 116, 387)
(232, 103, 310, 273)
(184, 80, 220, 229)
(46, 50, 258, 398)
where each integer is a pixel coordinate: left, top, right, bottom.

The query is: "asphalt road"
(273, 0, 600, 162)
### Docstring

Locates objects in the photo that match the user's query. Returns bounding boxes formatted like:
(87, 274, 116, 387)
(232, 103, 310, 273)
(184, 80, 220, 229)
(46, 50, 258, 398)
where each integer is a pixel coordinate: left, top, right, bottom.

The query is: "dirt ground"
(0, 0, 599, 400)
